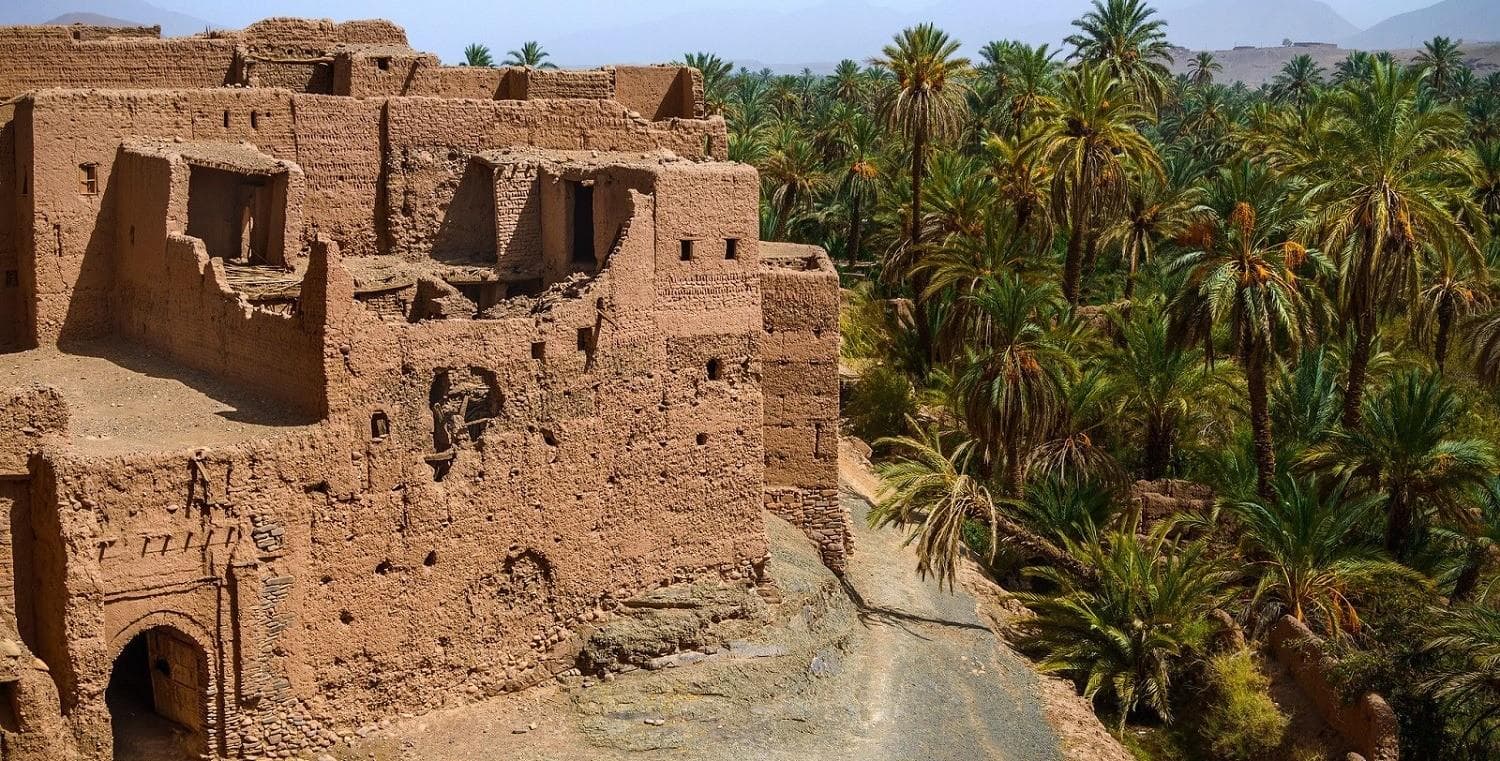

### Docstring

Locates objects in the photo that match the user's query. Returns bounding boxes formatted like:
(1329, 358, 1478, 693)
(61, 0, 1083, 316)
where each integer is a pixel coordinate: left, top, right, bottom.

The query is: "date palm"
(1286, 59, 1482, 428)
(1064, 0, 1175, 110)
(1414, 36, 1467, 100)
(1015, 525, 1233, 729)
(680, 52, 734, 114)
(1001, 43, 1061, 133)
(1106, 302, 1229, 480)
(1189, 52, 1221, 88)
(953, 274, 1071, 496)
(983, 128, 1053, 241)
(1168, 162, 1312, 501)
(503, 41, 556, 69)
(763, 138, 828, 240)
(1413, 247, 1490, 372)
(1103, 152, 1202, 299)
(830, 59, 864, 104)
(836, 114, 883, 266)
(1028, 64, 1162, 304)
(872, 423, 1096, 589)
(1303, 370, 1498, 559)
(1232, 476, 1416, 635)
(463, 43, 493, 68)
(1421, 604, 1500, 747)
(1271, 54, 1325, 107)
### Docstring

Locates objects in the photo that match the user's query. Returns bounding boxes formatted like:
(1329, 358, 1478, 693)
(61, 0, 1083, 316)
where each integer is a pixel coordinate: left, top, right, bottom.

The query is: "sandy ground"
(330, 438, 1132, 761)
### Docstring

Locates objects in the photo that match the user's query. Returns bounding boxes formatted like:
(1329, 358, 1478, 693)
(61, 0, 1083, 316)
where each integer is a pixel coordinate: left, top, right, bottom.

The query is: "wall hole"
(370, 411, 390, 441)
(577, 327, 593, 352)
(250, 111, 259, 129)
(424, 551, 438, 567)
(340, 610, 355, 625)
(725, 238, 739, 260)
(223, 110, 230, 128)
(541, 429, 559, 447)
(680, 239, 695, 261)
(706, 358, 722, 381)
(375, 560, 393, 575)
(696, 433, 709, 446)
(376, 57, 391, 71)
(531, 341, 546, 360)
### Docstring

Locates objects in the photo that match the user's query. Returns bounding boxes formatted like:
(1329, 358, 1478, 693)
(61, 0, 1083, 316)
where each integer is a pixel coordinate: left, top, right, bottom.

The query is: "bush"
(847, 365, 914, 443)
(1199, 649, 1289, 761)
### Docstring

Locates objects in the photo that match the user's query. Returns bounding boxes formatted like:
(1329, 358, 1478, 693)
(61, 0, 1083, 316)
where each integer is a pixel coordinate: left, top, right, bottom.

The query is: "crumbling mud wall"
(758, 243, 851, 573)
(1270, 616, 1400, 761)
(0, 16, 836, 761)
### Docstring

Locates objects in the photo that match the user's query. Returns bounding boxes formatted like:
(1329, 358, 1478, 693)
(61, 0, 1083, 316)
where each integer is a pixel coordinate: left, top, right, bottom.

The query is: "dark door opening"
(107, 628, 205, 761)
(570, 182, 595, 267)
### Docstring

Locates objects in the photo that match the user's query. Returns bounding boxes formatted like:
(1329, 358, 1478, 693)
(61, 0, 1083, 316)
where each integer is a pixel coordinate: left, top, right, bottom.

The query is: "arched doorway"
(106, 626, 207, 761)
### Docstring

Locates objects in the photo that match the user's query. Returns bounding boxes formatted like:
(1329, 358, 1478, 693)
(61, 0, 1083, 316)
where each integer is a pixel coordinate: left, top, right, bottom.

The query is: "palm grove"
(639, 0, 1500, 757)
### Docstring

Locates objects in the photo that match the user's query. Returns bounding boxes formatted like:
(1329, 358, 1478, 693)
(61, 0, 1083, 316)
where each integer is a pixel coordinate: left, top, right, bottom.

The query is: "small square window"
(79, 163, 98, 195)
(376, 57, 391, 71)
(680, 240, 694, 261)
(531, 341, 546, 360)
(577, 327, 594, 351)
(725, 238, 739, 260)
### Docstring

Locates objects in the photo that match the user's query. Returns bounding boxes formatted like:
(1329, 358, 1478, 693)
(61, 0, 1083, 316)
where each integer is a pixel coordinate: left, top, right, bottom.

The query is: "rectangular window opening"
(80, 163, 98, 195)
(531, 341, 546, 361)
(577, 327, 594, 352)
(680, 239, 695, 261)
(570, 181, 595, 265)
(725, 238, 739, 260)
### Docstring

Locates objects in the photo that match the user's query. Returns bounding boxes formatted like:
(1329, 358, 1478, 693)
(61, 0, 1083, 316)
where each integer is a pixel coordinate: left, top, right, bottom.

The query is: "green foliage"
(1198, 650, 1289, 761)
(462, 43, 493, 67)
(847, 365, 914, 443)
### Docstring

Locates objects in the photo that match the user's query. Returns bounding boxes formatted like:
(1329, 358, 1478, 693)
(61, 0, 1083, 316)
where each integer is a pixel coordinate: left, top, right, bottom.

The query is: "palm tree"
(1414, 36, 1467, 99)
(762, 138, 828, 240)
(1001, 43, 1060, 133)
(504, 41, 556, 69)
(1189, 52, 1222, 88)
(1333, 51, 1374, 85)
(829, 59, 864, 104)
(1028, 64, 1162, 304)
(836, 115, 882, 266)
(680, 52, 734, 114)
(1413, 247, 1490, 372)
(1103, 153, 1202, 299)
(1285, 60, 1482, 428)
(872, 423, 1096, 589)
(1232, 476, 1416, 635)
(953, 274, 1072, 495)
(1169, 162, 1312, 501)
(1303, 371, 1498, 559)
(1064, 0, 1175, 110)
(1106, 302, 1228, 480)
(1421, 605, 1500, 747)
(872, 24, 973, 251)
(1270, 54, 1325, 106)
(1015, 525, 1233, 729)
(463, 43, 494, 68)
(1270, 348, 1343, 457)
(983, 128, 1052, 241)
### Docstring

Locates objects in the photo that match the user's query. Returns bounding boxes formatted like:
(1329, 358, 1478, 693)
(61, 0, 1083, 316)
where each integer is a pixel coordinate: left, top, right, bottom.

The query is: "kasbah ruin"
(0, 17, 846, 761)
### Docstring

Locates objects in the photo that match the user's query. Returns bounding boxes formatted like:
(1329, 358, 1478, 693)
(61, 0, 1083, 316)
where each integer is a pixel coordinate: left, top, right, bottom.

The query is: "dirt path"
(336, 439, 1126, 761)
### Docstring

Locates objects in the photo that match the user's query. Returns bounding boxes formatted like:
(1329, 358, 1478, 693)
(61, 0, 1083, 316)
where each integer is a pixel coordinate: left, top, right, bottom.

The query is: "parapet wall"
(758, 243, 849, 572)
(1269, 616, 1400, 761)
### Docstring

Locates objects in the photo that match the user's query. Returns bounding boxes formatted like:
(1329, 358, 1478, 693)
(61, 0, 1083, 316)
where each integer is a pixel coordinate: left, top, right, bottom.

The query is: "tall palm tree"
(1001, 43, 1061, 134)
(953, 274, 1071, 495)
(837, 114, 883, 266)
(1414, 36, 1467, 99)
(1015, 525, 1233, 729)
(762, 138, 828, 240)
(1189, 52, 1222, 88)
(1284, 60, 1482, 428)
(1028, 64, 1162, 304)
(871, 423, 1096, 589)
(1270, 54, 1325, 107)
(680, 52, 734, 114)
(872, 24, 973, 251)
(872, 24, 972, 362)
(463, 43, 494, 68)
(1232, 476, 1416, 635)
(1303, 371, 1498, 559)
(1169, 162, 1312, 501)
(1064, 0, 1175, 110)
(504, 41, 557, 69)
(1421, 604, 1500, 747)
(983, 128, 1052, 241)
(829, 59, 864, 104)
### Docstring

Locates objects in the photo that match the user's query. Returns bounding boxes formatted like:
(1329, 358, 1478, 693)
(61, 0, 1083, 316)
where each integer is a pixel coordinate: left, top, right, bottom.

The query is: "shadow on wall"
(56, 148, 123, 347)
(431, 159, 497, 265)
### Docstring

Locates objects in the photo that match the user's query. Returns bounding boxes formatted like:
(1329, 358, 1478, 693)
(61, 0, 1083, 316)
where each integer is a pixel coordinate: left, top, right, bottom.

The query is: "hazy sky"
(11, 0, 1449, 65)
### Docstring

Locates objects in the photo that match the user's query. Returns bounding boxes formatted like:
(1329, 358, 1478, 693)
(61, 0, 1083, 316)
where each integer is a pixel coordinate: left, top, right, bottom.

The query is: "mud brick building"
(0, 18, 846, 760)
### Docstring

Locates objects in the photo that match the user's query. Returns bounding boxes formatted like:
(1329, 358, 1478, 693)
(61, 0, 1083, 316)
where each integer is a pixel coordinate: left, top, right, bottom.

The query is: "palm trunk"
(1123, 232, 1142, 301)
(983, 510, 1097, 586)
(1385, 488, 1412, 559)
(1142, 420, 1172, 480)
(1452, 548, 1485, 603)
(910, 127, 935, 365)
(774, 188, 796, 241)
(1063, 190, 1091, 305)
(1341, 316, 1374, 430)
(1435, 298, 1454, 373)
(1244, 338, 1278, 503)
(846, 189, 863, 267)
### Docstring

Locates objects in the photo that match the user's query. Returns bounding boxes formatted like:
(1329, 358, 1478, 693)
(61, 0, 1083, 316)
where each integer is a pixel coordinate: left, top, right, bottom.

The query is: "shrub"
(847, 365, 914, 443)
(1199, 649, 1288, 761)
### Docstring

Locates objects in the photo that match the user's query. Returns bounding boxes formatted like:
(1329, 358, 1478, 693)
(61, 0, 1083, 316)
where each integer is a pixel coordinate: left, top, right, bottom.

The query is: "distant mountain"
(1348, 0, 1500, 49)
(45, 12, 143, 26)
(1, 0, 216, 37)
(1158, 0, 1358, 49)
